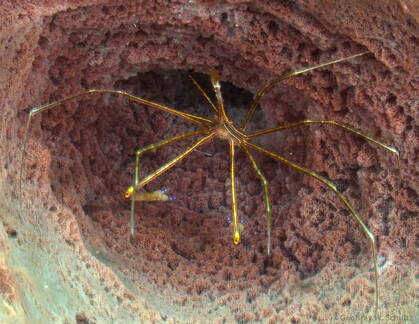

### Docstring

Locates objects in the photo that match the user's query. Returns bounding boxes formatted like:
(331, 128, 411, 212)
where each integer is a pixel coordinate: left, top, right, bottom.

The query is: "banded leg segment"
(244, 140, 379, 313)
(229, 139, 241, 245)
(125, 130, 208, 238)
(241, 51, 369, 131)
(241, 144, 272, 255)
(246, 119, 399, 158)
(27, 89, 213, 127)
(133, 132, 216, 191)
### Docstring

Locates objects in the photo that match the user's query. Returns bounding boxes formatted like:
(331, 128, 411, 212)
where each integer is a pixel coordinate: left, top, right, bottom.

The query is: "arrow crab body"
(20, 51, 399, 313)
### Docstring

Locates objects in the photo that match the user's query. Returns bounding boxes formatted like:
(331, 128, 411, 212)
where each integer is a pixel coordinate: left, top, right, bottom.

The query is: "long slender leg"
(28, 90, 212, 126)
(241, 51, 369, 131)
(246, 119, 399, 159)
(124, 130, 208, 238)
(244, 140, 379, 313)
(188, 75, 218, 113)
(133, 132, 216, 190)
(241, 144, 272, 255)
(128, 131, 217, 238)
(229, 139, 241, 245)
(19, 90, 213, 218)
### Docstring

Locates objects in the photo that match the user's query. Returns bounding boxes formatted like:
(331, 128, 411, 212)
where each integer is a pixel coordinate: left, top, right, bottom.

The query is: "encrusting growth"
(20, 51, 399, 313)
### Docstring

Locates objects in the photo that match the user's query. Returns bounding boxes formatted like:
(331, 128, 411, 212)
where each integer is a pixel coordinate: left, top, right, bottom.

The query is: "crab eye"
(124, 186, 134, 199)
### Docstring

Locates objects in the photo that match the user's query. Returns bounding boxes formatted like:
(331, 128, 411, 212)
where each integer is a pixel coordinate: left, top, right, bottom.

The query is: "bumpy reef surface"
(0, 1, 417, 323)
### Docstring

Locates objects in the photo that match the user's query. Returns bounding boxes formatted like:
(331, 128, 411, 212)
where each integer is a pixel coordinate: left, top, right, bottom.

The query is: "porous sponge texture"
(0, 1, 417, 323)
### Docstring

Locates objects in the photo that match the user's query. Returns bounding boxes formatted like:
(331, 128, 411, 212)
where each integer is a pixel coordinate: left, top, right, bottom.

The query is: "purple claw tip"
(161, 188, 169, 194)
(169, 196, 177, 201)
(226, 217, 244, 224)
